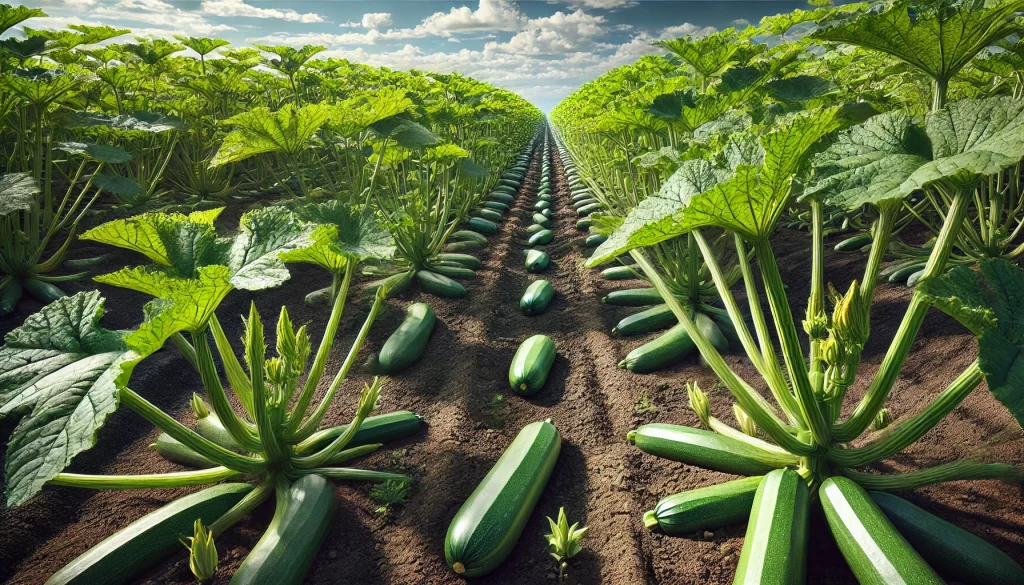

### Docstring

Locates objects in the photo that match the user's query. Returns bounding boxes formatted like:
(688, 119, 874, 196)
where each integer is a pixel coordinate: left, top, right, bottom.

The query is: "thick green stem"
(208, 477, 274, 536)
(705, 416, 800, 465)
(844, 460, 1023, 491)
(860, 204, 898, 303)
(291, 468, 408, 482)
(169, 332, 198, 371)
(49, 467, 242, 490)
(208, 313, 254, 417)
(193, 332, 262, 452)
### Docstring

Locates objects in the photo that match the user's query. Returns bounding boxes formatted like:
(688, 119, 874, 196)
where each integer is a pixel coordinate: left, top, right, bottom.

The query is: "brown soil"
(2, 133, 1022, 585)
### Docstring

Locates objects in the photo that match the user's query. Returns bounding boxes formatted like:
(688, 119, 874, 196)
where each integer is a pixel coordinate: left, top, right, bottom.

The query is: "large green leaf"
(919, 259, 1024, 428)
(80, 208, 224, 269)
(0, 173, 40, 216)
(0, 4, 46, 36)
(124, 266, 235, 346)
(655, 29, 741, 80)
(765, 75, 837, 102)
(93, 173, 141, 198)
(225, 207, 314, 290)
(370, 116, 439, 149)
(211, 103, 337, 166)
(56, 142, 131, 164)
(812, 0, 1024, 83)
(286, 201, 395, 273)
(0, 292, 151, 506)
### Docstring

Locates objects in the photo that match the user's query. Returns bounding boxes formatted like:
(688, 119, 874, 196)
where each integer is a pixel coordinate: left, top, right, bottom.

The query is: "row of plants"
(553, 0, 1024, 582)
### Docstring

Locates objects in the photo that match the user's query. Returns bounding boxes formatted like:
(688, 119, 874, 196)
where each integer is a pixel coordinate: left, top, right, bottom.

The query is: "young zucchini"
(533, 200, 551, 211)
(644, 476, 763, 534)
(601, 265, 641, 280)
(888, 262, 926, 283)
(733, 469, 810, 585)
(529, 229, 554, 246)
(499, 178, 520, 189)
(24, 279, 67, 303)
(196, 413, 242, 451)
(520, 280, 555, 316)
(612, 304, 676, 337)
(151, 433, 215, 468)
(494, 185, 517, 195)
(526, 223, 546, 234)
(533, 213, 552, 228)
(473, 208, 504, 223)
(482, 201, 510, 213)
(427, 264, 477, 280)
(577, 203, 602, 216)
(835, 233, 872, 252)
(626, 424, 782, 475)
(466, 217, 499, 236)
(695, 311, 729, 352)
(572, 198, 597, 210)
(444, 240, 486, 253)
(540, 208, 553, 219)
(525, 249, 550, 273)
(379, 302, 436, 374)
(230, 475, 337, 585)
(451, 230, 489, 246)
(0, 281, 23, 317)
(820, 477, 943, 585)
(870, 491, 1024, 585)
(445, 419, 561, 577)
(436, 253, 482, 270)
(584, 234, 607, 248)
(576, 218, 591, 230)
(618, 325, 696, 373)
(488, 193, 515, 205)
(47, 483, 252, 585)
(603, 288, 664, 307)
(297, 411, 424, 454)
(508, 334, 556, 396)
(416, 270, 467, 298)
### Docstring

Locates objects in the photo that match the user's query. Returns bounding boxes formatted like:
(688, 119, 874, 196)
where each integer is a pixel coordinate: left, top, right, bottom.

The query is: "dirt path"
(2, 131, 1023, 585)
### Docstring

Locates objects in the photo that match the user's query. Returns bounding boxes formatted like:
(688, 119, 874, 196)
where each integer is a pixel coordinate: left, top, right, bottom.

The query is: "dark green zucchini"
(835, 233, 872, 252)
(694, 311, 729, 352)
(520, 280, 554, 316)
(529, 229, 554, 246)
(494, 185, 517, 195)
(820, 477, 943, 585)
(416, 270, 467, 298)
(499, 178, 520, 189)
(151, 433, 215, 468)
(363, 270, 415, 296)
(576, 218, 591, 230)
(473, 208, 504, 223)
(603, 288, 664, 307)
(601, 265, 641, 281)
(508, 334, 556, 396)
(888, 262, 926, 283)
(46, 483, 252, 585)
(533, 200, 550, 211)
(466, 217, 498, 236)
(578, 203, 602, 216)
(488, 193, 515, 205)
(612, 304, 676, 337)
(445, 420, 560, 577)
(540, 208, 553, 219)
(584, 234, 607, 247)
(24, 279, 67, 303)
(483, 201, 509, 213)
(427, 264, 477, 280)
(0, 281, 22, 316)
(230, 475, 336, 585)
(445, 240, 486, 253)
(733, 469, 810, 585)
(626, 424, 780, 475)
(525, 249, 550, 273)
(435, 253, 481, 270)
(644, 476, 763, 534)
(533, 213, 551, 228)
(452, 230, 489, 245)
(526, 223, 546, 234)
(196, 413, 242, 451)
(297, 411, 424, 454)
(572, 198, 597, 210)
(870, 491, 1024, 585)
(379, 302, 436, 374)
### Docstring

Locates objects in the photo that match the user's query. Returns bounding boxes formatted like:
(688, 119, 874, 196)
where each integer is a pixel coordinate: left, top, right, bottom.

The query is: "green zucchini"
(304, 286, 332, 307)
(612, 304, 676, 337)
(488, 193, 515, 204)
(427, 264, 477, 280)
(483, 201, 510, 213)
(695, 311, 729, 352)
(626, 424, 778, 475)
(508, 334, 556, 396)
(473, 208, 504, 223)
(379, 302, 436, 374)
(525, 249, 550, 273)
(603, 288, 664, 307)
(618, 325, 695, 373)
(196, 413, 241, 451)
(601, 265, 641, 280)
(499, 178, 520, 188)
(445, 420, 561, 578)
(526, 223, 546, 234)
(906, 268, 926, 287)
(297, 411, 424, 455)
(416, 270, 467, 298)
(494, 185, 517, 195)
(363, 270, 415, 296)
(230, 475, 337, 585)
(733, 469, 810, 585)
(644, 476, 763, 534)
(585, 234, 607, 248)
(880, 258, 922, 277)
(540, 208, 553, 219)
(0, 281, 23, 316)
(571, 193, 591, 203)
(820, 477, 943, 585)
(835, 233, 872, 252)
(520, 280, 554, 316)
(537, 194, 553, 202)
(436, 253, 482, 270)
(533, 213, 552, 227)
(466, 217, 498, 236)
(151, 433, 215, 468)
(576, 218, 591, 230)
(888, 262, 926, 283)
(578, 202, 602, 216)
(529, 229, 554, 246)
(445, 240, 486, 253)
(538, 187, 551, 196)
(533, 200, 550, 211)
(452, 230, 489, 246)
(572, 198, 597, 209)
(46, 483, 252, 585)
(24, 279, 67, 303)
(870, 491, 1024, 585)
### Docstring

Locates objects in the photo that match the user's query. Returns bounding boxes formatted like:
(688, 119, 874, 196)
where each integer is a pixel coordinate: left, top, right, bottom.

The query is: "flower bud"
(733, 404, 758, 437)
(873, 408, 891, 431)
(802, 306, 828, 340)
(190, 393, 209, 419)
(686, 382, 710, 427)
(832, 280, 869, 347)
(181, 520, 218, 583)
(821, 336, 843, 367)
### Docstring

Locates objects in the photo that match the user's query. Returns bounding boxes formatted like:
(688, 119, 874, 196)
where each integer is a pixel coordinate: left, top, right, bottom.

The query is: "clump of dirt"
(2, 133, 1021, 585)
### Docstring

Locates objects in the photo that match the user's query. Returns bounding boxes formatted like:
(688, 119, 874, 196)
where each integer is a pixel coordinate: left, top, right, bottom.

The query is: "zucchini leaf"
(0, 173, 40, 216)
(285, 201, 395, 272)
(0, 292, 160, 506)
(655, 29, 741, 80)
(919, 259, 1024, 428)
(211, 103, 337, 166)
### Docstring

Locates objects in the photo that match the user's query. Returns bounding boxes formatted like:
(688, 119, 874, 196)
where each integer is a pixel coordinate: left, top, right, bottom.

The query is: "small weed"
(370, 478, 410, 516)
(483, 393, 507, 428)
(545, 507, 588, 581)
(634, 390, 657, 415)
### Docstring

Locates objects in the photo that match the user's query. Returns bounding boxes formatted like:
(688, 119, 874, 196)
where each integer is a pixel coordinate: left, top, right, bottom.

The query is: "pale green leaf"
(0, 173, 40, 216)
(211, 103, 337, 166)
(225, 207, 314, 290)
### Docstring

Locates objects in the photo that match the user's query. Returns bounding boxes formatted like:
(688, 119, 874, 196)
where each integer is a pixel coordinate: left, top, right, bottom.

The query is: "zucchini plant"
(588, 101, 1024, 582)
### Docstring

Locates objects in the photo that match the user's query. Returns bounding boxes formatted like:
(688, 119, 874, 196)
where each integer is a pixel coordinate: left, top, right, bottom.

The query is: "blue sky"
(21, 1, 816, 110)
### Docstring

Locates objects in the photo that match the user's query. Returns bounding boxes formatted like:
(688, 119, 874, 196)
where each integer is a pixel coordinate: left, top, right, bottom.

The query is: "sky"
(19, 1, 818, 111)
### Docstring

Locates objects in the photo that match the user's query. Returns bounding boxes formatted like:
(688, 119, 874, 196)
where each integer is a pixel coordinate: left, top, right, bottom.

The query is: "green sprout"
(545, 507, 589, 581)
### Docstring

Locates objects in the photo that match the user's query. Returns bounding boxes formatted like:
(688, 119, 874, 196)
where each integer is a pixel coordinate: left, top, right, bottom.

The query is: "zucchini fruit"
(379, 302, 436, 374)
(612, 304, 676, 337)
(416, 270, 467, 298)
(525, 249, 550, 273)
(297, 410, 424, 454)
(473, 208, 504, 223)
(0, 281, 22, 316)
(520, 280, 554, 316)
(24, 279, 67, 303)
(626, 424, 780, 475)
(618, 324, 695, 373)
(533, 200, 550, 211)
(445, 240, 485, 253)
(835, 233, 872, 252)
(532, 213, 552, 228)
(695, 311, 729, 352)
(644, 476, 762, 534)
(436, 253, 482, 270)
(466, 217, 498, 236)
(870, 491, 1024, 585)
(445, 420, 561, 577)
(488, 193, 514, 205)
(603, 288, 663, 306)
(733, 469, 810, 585)
(820, 477, 943, 585)
(197, 413, 242, 451)
(888, 262, 926, 283)
(483, 201, 509, 213)
(601, 265, 641, 280)
(576, 218, 591, 230)
(508, 334, 556, 396)
(230, 475, 337, 585)
(529, 229, 554, 246)
(151, 433, 215, 468)
(47, 483, 252, 585)
(584, 234, 607, 248)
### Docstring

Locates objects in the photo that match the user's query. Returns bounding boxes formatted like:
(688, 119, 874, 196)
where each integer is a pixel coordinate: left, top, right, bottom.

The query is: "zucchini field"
(3, 2, 1024, 584)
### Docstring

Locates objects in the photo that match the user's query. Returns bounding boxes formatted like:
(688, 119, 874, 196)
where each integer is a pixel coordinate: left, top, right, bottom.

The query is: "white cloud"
(361, 12, 392, 30)
(731, 18, 753, 29)
(418, 0, 528, 35)
(659, 22, 717, 40)
(485, 9, 607, 55)
(200, 0, 324, 24)
(555, 0, 638, 10)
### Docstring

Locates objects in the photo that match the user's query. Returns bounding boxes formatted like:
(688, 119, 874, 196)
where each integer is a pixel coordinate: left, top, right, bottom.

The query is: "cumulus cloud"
(361, 12, 393, 30)
(484, 9, 608, 55)
(659, 22, 717, 40)
(50, 0, 238, 36)
(554, 0, 638, 10)
(200, 0, 324, 24)
(418, 0, 528, 35)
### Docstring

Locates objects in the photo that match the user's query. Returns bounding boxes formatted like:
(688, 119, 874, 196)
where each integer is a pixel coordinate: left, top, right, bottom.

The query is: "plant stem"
(193, 331, 262, 451)
(169, 332, 199, 371)
(209, 477, 274, 536)
(50, 467, 242, 490)
(290, 468, 408, 482)
(844, 460, 1023, 491)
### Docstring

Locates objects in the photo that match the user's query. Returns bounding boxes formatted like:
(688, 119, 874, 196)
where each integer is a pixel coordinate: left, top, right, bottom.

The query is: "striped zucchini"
(151, 433, 215, 468)
(427, 264, 476, 280)
(297, 411, 424, 454)
(378, 302, 436, 374)
(483, 201, 510, 213)
(603, 288, 664, 306)
(695, 311, 729, 352)
(416, 270, 466, 298)
(572, 198, 597, 210)
(196, 413, 241, 451)
(445, 240, 485, 253)
(230, 475, 337, 585)
(499, 178, 520, 188)
(626, 424, 784, 475)
(601, 265, 641, 280)
(520, 280, 554, 316)
(466, 217, 498, 236)
(612, 304, 676, 337)
(445, 420, 561, 577)
(46, 484, 252, 585)
(436, 253, 482, 270)
(870, 491, 1024, 585)
(644, 476, 763, 534)
(577, 203, 602, 216)
(820, 477, 943, 585)
(733, 469, 810, 585)
(494, 185, 517, 195)
(888, 262, 926, 283)
(525, 249, 550, 273)
(835, 234, 872, 252)
(906, 269, 926, 287)
(508, 334, 556, 396)
(529, 229, 554, 246)
(585, 234, 607, 247)
(473, 208, 504, 223)
(533, 213, 552, 227)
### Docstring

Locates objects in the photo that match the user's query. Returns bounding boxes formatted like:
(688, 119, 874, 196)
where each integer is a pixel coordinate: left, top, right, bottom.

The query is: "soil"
(2, 133, 1023, 585)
